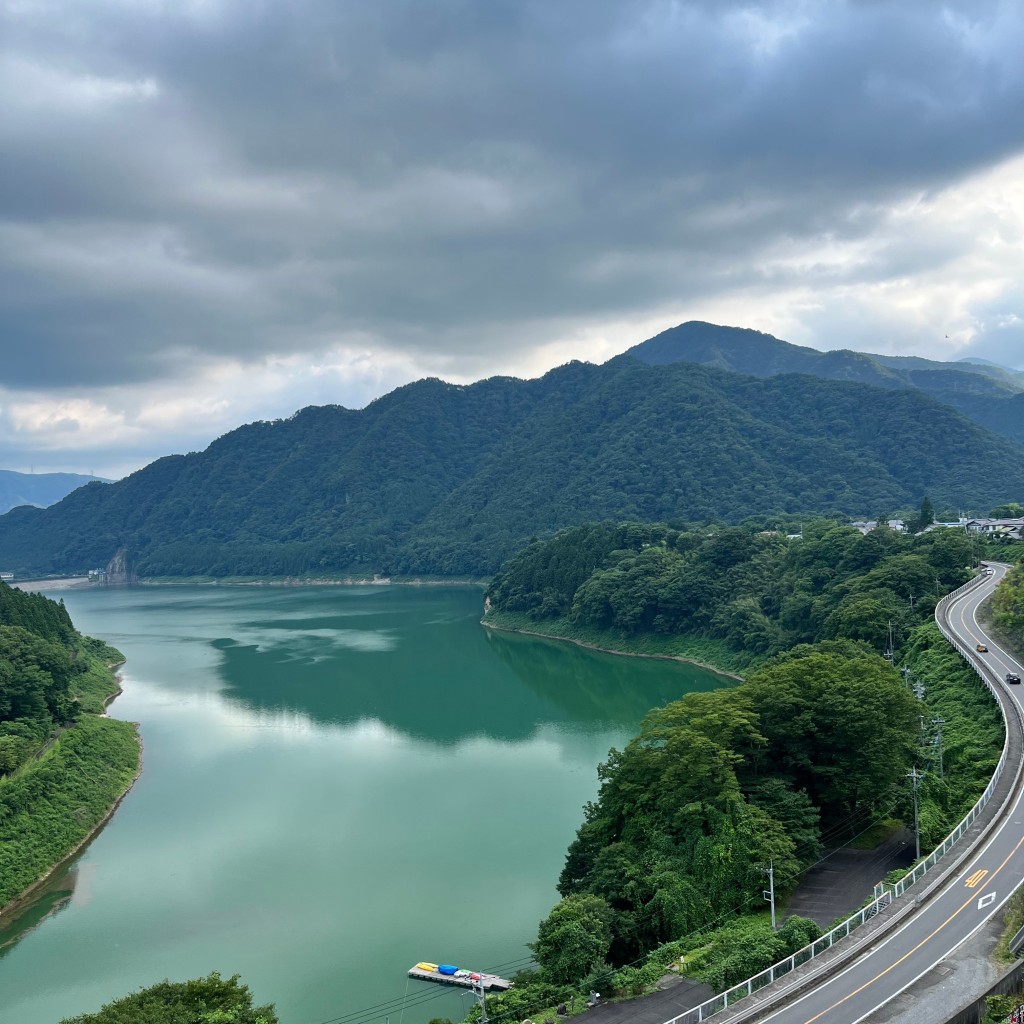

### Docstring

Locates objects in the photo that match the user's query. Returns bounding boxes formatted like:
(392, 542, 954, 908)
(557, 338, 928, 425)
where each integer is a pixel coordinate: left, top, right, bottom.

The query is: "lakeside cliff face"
(3, 349, 1024, 580)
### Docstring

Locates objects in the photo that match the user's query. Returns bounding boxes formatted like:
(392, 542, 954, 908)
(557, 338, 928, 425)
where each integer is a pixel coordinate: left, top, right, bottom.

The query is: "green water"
(0, 584, 732, 1024)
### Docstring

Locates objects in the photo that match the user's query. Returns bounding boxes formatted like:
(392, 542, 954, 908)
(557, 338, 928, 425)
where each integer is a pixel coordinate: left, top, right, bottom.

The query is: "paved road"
(758, 562, 1024, 1024)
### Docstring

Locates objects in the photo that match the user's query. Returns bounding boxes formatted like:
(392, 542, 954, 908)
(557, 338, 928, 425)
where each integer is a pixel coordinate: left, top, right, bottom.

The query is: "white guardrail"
(666, 570, 1009, 1024)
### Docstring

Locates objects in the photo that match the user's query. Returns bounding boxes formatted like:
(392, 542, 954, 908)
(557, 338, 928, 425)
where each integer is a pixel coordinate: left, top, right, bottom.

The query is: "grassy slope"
(0, 651, 140, 909)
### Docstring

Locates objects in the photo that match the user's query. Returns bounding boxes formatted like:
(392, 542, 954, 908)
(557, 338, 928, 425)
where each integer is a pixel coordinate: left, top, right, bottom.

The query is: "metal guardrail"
(666, 570, 1007, 1024)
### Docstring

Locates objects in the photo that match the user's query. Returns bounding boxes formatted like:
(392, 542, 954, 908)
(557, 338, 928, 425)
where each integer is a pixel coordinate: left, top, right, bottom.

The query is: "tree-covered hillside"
(1, 581, 139, 907)
(0, 471, 107, 516)
(2, 357, 1023, 579)
(484, 518, 975, 666)
(627, 321, 1024, 443)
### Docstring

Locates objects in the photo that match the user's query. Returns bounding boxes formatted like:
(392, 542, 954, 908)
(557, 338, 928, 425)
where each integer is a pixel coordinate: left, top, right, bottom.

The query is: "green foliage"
(0, 715, 139, 906)
(544, 641, 911, 970)
(994, 563, 1024, 650)
(486, 518, 971, 665)
(990, 502, 1024, 518)
(994, 888, 1024, 963)
(981, 994, 1023, 1024)
(4, 357, 1024, 579)
(668, 914, 821, 992)
(900, 624, 1005, 847)
(742, 642, 919, 832)
(459, 970, 570, 1024)
(0, 581, 75, 641)
(58, 972, 278, 1024)
(532, 894, 614, 985)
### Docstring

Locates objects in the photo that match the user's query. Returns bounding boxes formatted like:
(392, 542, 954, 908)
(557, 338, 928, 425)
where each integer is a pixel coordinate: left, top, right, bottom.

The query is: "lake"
(0, 584, 732, 1024)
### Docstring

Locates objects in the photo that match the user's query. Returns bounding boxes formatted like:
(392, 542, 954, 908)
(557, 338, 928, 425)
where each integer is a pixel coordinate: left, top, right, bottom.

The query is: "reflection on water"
(0, 584, 734, 1024)
(213, 586, 729, 744)
(0, 864, 79, 961)
(483, 627, 730, 723)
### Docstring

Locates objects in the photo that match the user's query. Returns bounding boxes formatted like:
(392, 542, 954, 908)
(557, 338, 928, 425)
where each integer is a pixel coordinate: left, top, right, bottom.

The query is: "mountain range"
(627, 322, 1024, 444)
(1, 323, 1022, 580)
(0, 470, 108, 516)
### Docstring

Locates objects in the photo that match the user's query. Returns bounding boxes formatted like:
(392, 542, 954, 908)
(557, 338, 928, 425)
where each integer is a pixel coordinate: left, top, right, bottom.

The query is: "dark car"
(1008, 673, 1022, 685)
(977, 643, 989, 652)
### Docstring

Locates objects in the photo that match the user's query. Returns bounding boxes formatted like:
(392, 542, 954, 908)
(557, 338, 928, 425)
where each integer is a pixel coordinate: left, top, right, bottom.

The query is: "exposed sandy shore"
(8, 576, 93, 591)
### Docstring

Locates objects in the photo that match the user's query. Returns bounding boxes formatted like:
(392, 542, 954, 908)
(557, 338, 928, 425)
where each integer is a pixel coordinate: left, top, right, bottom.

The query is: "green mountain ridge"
(627, 321, 1024, 442)
(2, 350, 1023, 579)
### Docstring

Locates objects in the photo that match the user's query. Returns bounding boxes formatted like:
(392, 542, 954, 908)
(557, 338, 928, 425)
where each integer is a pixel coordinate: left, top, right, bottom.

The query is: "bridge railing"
(664, 569, 1006, 1024)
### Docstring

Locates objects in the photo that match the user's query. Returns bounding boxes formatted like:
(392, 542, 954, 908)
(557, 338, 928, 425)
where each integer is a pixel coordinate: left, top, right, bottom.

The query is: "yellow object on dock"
(407, 964, 512, 991)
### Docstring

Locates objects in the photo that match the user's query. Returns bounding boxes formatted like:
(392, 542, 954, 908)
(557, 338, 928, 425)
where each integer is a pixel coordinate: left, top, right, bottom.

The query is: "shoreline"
(0, 665, 143, 925)
(11, 575, 488, 591)
(481, 618, 746, 682)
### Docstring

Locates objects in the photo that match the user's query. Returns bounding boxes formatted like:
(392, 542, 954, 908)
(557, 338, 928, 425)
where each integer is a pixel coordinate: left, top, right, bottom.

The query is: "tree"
(741, 642, 919, 831)
(913, 495, 935, 534)
(58, 972, 278, 1024)
(989, 502, 1024, 518)
(532, 894, 614, 985)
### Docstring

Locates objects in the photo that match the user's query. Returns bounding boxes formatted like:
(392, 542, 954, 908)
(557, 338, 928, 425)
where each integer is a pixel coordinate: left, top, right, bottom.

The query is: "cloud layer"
(2, 0, 1024, 475)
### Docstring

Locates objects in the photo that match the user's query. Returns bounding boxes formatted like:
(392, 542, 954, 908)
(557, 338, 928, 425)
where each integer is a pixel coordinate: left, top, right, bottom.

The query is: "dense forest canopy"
(0, 583, 79, 773)
(1, 354, 1023, 579)
(58, 972, 278, 1024)
(485, 519, 976, 664)
(544, 641, 917, 967)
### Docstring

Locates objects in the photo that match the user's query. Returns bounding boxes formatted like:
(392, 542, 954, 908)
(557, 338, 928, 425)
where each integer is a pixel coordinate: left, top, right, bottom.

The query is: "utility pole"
(884, 620, 895, 664)
(761, 860, 776, 930)
(933, 718, 946, 780)
(901, 666, 912, 689)
(470, 975, 488, 1024)
(908, 768, 923, 860)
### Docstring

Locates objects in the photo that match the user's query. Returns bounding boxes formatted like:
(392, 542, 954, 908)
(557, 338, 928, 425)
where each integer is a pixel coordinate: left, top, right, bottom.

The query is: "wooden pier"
(407, 965, 512, 991)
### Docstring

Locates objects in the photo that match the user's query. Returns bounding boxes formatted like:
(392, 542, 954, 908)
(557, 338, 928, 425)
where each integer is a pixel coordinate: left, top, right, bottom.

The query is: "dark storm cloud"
(2, 0, 1024, 388)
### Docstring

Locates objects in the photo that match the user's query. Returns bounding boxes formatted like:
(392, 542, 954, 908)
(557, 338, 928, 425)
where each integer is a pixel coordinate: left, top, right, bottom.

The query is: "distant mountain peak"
(0, 470, 108, 516)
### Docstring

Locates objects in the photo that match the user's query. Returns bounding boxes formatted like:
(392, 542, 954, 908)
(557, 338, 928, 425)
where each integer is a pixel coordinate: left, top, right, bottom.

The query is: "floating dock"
(407, 965, 512, 991)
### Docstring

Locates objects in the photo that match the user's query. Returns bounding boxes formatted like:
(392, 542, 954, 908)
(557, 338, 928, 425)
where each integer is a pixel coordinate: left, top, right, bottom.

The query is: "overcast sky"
(3, 0, 1024, 479)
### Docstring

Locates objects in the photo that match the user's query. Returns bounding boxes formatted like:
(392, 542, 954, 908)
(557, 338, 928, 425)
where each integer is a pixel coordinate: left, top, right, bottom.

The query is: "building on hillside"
(963, 518, 1024, 540)
(850, 519, 906, 535)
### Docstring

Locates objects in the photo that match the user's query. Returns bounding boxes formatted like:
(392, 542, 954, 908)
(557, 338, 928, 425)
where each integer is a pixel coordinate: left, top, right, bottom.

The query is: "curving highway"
(753, 562, 1024, 1024)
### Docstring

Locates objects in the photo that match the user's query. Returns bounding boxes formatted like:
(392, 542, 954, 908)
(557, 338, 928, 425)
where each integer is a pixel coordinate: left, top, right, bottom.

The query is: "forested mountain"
(2, 357, 1024, 579)
(0, 470, 107, 515)
(627, 321, 1024, 443)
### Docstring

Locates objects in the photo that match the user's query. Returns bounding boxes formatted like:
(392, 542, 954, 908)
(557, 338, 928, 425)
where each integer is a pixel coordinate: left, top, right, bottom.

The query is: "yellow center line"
(801, 830, 1024, 1024)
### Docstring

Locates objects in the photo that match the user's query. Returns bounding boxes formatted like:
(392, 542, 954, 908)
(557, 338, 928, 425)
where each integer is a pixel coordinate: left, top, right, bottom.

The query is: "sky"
(3, 0, 1024, 480)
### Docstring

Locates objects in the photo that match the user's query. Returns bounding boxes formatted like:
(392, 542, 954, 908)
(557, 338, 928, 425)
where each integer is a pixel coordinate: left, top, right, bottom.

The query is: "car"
(1007, 673, 1021, 685)
(977, 643, 989, 652)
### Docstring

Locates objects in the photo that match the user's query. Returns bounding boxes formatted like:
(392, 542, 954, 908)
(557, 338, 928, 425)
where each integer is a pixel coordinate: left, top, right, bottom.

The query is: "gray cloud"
(1, 0, 1024, 470)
